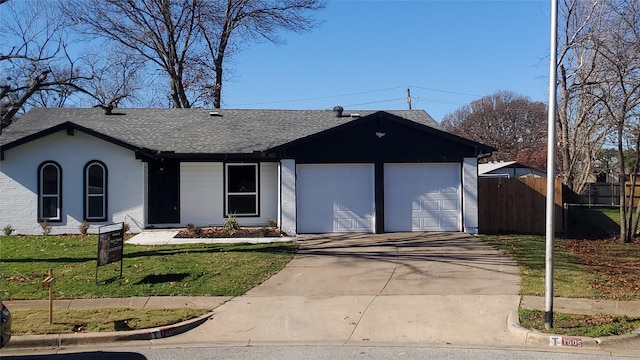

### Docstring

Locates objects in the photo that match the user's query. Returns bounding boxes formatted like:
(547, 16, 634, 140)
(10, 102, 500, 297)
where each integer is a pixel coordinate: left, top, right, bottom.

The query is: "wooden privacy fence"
(478, 177, 563, 235)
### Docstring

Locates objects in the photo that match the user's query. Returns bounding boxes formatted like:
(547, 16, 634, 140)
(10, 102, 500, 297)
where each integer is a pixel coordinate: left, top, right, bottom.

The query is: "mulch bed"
(175, 226, 282, 238)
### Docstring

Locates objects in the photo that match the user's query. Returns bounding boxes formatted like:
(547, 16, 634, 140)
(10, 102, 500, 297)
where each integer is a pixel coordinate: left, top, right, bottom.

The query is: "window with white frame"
(84, 161, 107, 221)
(225, 163, 258, 216)
(38, 162, 62, 221)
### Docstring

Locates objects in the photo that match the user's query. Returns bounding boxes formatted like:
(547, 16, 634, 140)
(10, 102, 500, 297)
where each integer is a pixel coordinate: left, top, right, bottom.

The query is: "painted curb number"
(549, 335, 583, 347)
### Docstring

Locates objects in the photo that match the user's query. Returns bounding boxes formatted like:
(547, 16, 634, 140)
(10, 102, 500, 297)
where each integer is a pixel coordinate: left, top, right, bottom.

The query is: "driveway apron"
(158, 232, 522, 347)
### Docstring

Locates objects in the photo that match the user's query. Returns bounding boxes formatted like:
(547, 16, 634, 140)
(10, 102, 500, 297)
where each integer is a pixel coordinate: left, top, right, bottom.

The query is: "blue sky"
(222, 0, 552, 122)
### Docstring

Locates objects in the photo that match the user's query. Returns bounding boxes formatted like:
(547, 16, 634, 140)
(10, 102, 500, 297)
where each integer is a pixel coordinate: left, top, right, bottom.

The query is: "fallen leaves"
(562, 238, 640, 299)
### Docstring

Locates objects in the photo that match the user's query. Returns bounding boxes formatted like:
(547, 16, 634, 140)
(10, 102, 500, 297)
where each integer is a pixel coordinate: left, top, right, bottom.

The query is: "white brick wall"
(0, 130, 144, 235)
(178, 162, 279, 227)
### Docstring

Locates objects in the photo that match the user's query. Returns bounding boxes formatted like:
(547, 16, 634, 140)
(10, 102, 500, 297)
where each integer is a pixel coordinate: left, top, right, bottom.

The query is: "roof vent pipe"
(333, 106, 344, 117)
(94, 103, 113, 115)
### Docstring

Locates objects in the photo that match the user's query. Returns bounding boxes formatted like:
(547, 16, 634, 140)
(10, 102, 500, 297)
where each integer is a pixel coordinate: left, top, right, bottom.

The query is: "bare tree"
(0, 0, 74, 129)
(0, 0, 141, 130)
(591, 0, 640, 243)
(62, 0, 325, 109)
(441, 90, 548, 169)
(73, 48, 146, 108)
(556, 0, 610, 194)
(198, 0, 325, 108)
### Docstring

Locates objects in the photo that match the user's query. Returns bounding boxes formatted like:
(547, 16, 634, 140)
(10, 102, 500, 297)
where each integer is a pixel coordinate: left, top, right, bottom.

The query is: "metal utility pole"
(407, 88, 412, 110)
(545, 0, 559, 330)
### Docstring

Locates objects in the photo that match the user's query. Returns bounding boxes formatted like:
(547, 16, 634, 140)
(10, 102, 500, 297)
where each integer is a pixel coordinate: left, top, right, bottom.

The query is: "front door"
(148, 162, 180, 224)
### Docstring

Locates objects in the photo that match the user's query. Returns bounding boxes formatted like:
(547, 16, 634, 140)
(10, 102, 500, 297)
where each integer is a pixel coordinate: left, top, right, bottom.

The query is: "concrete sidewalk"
(5, 295, 639, 317)
(125, 229, 297, 245)
(3, 296, 230, 312)
(521, 296, 640, 317)
(5, 294, 639, 352)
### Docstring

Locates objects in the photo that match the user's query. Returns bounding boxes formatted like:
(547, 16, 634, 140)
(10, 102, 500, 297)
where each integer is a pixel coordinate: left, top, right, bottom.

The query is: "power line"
(409, 86, 481, 97)
(344, 98, 406, 107)
(225, 85, 480, 108)
(226, 86, 407, 107)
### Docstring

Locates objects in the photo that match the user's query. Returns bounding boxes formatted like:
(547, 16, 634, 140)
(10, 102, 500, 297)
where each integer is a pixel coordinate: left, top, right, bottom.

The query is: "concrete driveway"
(159, 232, 522, 347)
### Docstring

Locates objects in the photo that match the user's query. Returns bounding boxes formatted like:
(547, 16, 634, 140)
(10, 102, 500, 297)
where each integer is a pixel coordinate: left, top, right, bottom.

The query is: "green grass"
(565, 207, 619, 238)
(519, 309, 640, 337)
(11, 308, 210, 335)
(481, 235, 596, 298)
(1, 235, 297, 300)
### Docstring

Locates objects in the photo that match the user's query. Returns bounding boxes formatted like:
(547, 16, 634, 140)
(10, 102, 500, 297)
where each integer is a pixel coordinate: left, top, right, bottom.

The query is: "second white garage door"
(384, 163, 462, 232)
(297, 164, 375, 233)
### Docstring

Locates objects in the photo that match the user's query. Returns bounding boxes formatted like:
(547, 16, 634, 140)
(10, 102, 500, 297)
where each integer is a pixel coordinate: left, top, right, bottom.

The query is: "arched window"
(38, 162, 62, 221)
(84, 161, 108, 221)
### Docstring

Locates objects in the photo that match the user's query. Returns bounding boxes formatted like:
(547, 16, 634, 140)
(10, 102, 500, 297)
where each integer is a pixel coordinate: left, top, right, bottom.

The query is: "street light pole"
(545, 0, 559, 330)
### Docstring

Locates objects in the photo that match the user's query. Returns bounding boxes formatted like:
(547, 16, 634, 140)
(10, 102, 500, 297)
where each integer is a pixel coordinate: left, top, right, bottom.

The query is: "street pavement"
(3, 232, 640, 355)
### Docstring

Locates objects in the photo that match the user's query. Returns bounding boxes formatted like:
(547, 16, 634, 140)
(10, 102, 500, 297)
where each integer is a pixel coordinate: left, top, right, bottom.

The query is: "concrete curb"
(4, 311, 214, 349)
(596, 328, 640, 348)
(507, 310, 640, 349)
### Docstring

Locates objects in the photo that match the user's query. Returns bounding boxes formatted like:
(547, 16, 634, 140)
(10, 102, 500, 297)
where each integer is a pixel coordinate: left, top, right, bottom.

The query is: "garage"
(384, 163, 462, 232)
(297, 164, 375, 233)
(268, 110, 493, 235)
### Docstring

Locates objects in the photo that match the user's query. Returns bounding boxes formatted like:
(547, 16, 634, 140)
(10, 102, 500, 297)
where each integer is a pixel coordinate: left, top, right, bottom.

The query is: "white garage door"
(297, 164, 375, 233)
(384, 163, 461, 232)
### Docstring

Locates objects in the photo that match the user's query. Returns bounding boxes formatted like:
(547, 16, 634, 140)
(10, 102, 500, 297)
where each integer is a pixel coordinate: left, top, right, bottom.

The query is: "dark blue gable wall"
(272, 113, 483, 163)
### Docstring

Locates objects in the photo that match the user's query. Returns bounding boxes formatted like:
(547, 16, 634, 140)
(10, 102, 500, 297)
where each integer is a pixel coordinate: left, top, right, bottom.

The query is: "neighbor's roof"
(478, 161, 519, 175)
(477, 161, 549, 175)
(0, 108, 442, 156)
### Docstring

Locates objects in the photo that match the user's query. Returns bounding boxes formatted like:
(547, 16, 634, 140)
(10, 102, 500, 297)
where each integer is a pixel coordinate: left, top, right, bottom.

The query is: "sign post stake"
(48, 268, 53, 325)
(41, 268, 54, 325)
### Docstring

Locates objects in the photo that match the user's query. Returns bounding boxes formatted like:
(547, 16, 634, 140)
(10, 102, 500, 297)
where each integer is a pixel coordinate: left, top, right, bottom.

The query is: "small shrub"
(223, 215, 239, 231)
(79, 221, 90, 235)
(266, 219, 277, 228)
(3, 225, 14, 236)
(185, 223, 203, 237)
(260, 226, 270, 237)
(40, 221, 52, 236)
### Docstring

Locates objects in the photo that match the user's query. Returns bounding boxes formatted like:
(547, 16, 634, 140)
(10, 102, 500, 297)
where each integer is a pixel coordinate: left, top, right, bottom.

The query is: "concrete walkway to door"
(158, 232, 523, 347)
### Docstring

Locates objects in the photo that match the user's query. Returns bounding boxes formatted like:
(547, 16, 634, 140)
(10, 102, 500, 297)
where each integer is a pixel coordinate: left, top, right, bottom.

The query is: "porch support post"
(463, 157, 479, 234)
(374, 161, 385, 234)
(279, 159, 297, 235)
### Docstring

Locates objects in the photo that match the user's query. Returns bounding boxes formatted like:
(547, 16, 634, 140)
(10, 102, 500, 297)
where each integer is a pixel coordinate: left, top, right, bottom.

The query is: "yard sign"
(96, 223, 124, 283)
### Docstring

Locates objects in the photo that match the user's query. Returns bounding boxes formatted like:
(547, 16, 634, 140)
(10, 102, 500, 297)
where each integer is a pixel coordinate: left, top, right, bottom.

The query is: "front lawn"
(0, 235, 297, 300)
(482, 234, 640, 300)
(482, 231, 640, 336)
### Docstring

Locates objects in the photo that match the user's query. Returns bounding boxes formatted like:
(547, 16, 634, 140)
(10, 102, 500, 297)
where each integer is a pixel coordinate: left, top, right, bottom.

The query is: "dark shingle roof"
(1, 108, 441, 155)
